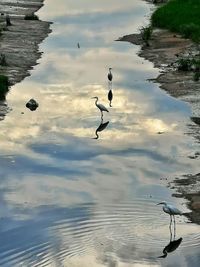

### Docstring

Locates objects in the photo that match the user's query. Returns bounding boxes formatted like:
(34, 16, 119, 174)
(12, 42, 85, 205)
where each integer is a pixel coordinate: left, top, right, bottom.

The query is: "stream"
(0, 0, 200, 266)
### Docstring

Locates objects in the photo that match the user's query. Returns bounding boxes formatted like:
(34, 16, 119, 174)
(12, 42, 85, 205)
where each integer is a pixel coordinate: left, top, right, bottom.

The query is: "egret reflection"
(92, 96, 109, 119)
(93, 118, 109, 139)
(159, 237, 183, 258)
(108, 89, 113, 107)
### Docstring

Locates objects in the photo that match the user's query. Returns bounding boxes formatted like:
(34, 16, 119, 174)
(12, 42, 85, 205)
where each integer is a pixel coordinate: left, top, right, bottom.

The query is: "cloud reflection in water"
(0, 0, 200, 266)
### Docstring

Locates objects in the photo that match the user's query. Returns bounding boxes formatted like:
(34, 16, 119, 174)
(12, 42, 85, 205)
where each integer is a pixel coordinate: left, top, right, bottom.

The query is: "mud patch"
(171, 173, 200, 224)
(0, 0, 51, 116)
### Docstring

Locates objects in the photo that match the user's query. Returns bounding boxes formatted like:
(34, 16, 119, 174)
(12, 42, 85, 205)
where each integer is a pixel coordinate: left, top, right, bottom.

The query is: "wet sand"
(0, 0, 51, 85)
(118, 4, 200, 224)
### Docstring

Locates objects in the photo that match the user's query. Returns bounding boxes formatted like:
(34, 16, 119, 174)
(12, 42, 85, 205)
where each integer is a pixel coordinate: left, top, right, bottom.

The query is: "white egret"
(157, 201, 182, 226)
(92, 97, 109, 118)
(108, 68, 113, 82)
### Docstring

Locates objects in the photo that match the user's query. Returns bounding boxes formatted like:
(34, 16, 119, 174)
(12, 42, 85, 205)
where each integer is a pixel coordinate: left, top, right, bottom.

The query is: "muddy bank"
(118, 30, 200, 114)
(118, 4, 200, 224)
(171, 173, 200, 223)
(0, 0, 51, 86)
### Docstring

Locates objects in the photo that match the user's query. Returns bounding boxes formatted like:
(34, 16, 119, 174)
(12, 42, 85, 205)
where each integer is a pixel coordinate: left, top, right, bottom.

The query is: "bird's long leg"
(109, 101, 112, 107)
(101, 111, 103, 120)
(169, 222, 172, 242)
(173, 215, 176, 240)
(169, 215, 172, 241)
(108, 81, 112, 90)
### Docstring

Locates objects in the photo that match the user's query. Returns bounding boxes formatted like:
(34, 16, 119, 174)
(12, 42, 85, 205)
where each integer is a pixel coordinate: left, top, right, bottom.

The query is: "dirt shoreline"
(0, 0, 51, 86)
(118, 2, 200, 224)
(0, 0, 51, 120)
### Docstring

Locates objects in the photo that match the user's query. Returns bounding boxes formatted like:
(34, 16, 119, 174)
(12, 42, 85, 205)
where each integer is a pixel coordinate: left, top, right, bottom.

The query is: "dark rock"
(26, 98, 39, 111)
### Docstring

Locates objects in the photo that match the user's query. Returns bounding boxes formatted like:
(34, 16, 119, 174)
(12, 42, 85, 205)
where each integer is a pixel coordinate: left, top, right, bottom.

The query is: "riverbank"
(0, 0, 51, 87)
(118, 1, 200, 224)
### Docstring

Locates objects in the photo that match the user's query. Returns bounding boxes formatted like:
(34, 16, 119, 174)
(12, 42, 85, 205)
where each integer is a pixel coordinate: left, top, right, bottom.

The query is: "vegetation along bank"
(119, 0, 200, 224)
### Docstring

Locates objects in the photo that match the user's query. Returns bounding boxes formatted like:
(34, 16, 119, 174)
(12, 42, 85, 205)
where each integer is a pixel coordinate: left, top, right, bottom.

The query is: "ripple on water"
(0, 199, 200, 266)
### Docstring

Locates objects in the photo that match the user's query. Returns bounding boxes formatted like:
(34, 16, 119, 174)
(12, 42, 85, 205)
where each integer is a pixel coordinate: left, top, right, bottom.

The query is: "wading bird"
(108, 89, 113, 107)
(108, 68, 113, 82)
(157, 202, 182, 226)
(92, 97, 109, 119)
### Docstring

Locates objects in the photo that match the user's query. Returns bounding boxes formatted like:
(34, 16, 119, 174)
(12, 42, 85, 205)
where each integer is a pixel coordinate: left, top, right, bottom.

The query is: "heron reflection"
(93, 118, 109, 139)
(158, 220, 182, 259)
(159, 237, 183, 258)
(108, 89, 113, 107)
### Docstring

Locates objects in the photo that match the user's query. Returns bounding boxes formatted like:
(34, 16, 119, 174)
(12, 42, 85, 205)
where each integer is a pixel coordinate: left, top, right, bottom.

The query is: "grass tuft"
(193, 72, 200, 81)
(0, 75, 9, 100)
(140, 25, 153, 47)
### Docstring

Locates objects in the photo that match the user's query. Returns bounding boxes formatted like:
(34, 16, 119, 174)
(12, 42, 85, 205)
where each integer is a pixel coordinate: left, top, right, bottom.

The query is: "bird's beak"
(91, 97, 95, 99)
(157, 203, 162, 205)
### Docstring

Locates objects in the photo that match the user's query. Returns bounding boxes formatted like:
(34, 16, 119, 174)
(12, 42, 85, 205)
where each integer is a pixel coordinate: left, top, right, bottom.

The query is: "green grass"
(151, 0, 200, 42)
(140, 25, 153, 46)
(0, 75, 9, 100)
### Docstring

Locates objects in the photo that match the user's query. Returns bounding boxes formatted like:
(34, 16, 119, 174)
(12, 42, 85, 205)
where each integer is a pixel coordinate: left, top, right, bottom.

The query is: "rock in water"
(26, 98, 39, 111)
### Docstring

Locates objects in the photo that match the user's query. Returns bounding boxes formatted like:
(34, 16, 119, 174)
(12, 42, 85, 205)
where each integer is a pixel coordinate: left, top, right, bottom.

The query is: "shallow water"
(0, 0, 200, 266)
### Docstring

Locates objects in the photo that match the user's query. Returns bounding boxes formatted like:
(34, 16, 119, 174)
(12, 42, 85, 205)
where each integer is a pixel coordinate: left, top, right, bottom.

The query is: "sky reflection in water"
(0, 0, 200, 266)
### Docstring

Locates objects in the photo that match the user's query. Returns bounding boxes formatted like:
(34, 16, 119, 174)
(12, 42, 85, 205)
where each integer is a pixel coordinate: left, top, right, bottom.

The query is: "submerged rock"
(26, 98, 39, 111)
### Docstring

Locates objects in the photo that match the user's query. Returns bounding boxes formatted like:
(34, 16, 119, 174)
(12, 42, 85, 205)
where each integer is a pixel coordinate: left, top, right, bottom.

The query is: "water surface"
(0, 0, 200, 266)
